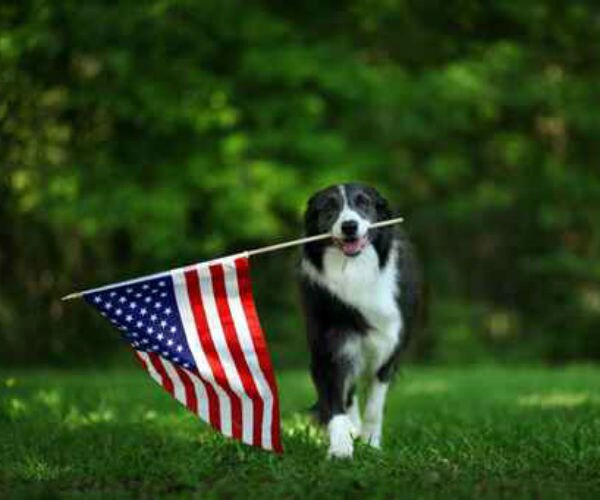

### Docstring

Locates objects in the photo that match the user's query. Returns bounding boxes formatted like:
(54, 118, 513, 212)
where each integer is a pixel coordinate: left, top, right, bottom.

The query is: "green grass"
(1, 365, 599, 499)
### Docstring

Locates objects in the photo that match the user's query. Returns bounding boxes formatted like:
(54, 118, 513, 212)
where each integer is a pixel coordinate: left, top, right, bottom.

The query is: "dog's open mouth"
(334, 236, 369, 257)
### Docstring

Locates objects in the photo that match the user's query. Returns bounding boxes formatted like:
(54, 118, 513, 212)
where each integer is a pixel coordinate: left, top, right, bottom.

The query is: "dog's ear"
(305, 192, 320, 211)
(304, 190, 324, 232)
(369, 188, 392, 220)
(305, 188, 335, 215)
(304, 192, 322, 223)
(308, 187, 333, 208)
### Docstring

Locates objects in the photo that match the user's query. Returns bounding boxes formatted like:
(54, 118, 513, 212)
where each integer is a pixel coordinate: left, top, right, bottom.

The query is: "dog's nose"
(341, 220, 358, 237)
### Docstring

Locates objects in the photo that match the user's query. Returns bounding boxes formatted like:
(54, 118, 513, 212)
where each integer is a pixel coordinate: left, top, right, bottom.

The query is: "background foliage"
(2, 0, 600, 367)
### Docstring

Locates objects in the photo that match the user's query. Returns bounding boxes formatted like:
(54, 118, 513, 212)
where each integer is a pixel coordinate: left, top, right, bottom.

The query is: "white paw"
(360, 422, 382, 449)
(327, 415, 356, 459)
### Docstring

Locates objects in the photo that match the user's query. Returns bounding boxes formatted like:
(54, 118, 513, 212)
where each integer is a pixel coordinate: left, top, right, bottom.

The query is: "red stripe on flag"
(210, 264, 264, 447)
(137, 350, 217, 430)
(145, 353, 221, 431)
(134, 350, 147, 369)
(234, 257, 283, 452)
(174, 366, 198, 414)
(195, 371, 222, 431)
(148, 353, 175, 397)
(184, 268, 243, 440)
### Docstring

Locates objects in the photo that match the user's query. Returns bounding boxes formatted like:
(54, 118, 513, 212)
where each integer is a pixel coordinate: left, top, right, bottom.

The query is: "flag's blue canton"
(84, 276, 196, 370)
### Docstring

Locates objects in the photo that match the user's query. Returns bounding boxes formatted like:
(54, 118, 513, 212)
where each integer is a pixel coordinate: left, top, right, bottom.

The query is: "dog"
(299, 182, 424, 458)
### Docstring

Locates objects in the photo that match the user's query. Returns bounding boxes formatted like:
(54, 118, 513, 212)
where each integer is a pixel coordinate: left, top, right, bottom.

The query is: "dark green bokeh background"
(2, 0, 599, 368)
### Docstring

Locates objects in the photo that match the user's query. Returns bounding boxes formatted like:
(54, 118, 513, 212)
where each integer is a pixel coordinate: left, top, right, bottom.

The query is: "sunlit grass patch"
(4, 377, 17, 388)
(34, 389, 62, 410)
(401, 379, 450, 395)
(18, 456, 70, 482)
(283, 413, 325, 446)
(63, 407, 116, 428)
(5, 397, 29, 418)
(517, 391, 595, 408)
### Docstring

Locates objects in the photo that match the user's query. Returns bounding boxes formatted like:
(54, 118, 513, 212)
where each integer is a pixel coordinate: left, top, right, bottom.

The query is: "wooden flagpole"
(61, 216, 404, 301)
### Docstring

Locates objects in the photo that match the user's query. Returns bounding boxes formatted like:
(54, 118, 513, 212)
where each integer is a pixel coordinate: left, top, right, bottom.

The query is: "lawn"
(1, 365, 599, 499)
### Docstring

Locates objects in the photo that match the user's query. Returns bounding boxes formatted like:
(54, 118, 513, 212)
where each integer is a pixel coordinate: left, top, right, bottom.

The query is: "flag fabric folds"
(84, 253, 282, 453)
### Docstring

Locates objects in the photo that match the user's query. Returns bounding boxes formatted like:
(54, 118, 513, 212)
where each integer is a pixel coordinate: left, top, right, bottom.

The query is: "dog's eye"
(324, 197, 338, 210)
(355, 194, 371, 209)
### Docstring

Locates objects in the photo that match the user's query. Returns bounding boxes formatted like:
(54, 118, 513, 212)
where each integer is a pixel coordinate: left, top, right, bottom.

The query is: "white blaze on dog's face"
(304, 183, 389, 257)
(331, 186, 371, 256)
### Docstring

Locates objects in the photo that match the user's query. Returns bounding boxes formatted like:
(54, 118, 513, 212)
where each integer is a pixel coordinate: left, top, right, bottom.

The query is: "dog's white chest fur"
(302, 243, 402, 372)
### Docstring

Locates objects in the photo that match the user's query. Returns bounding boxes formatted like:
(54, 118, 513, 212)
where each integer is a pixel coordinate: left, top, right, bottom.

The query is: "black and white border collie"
(299, 182, 424, 459)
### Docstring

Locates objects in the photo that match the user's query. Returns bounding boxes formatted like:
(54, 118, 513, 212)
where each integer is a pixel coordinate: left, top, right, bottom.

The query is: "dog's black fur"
(299, 183, 424, 426)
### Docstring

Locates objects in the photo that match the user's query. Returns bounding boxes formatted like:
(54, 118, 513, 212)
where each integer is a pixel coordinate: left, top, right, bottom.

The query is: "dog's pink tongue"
(342, 237, 366, 255)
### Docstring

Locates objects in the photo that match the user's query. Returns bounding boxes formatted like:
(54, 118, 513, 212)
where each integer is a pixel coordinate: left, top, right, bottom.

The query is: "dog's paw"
(327, 415, 356, 459)
(360, 422, 382, 449)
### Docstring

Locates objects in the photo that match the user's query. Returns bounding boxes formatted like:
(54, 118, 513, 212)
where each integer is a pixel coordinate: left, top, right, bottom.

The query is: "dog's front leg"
(327, 412, 357, 459)
(361, 325, 401, 449)
(327, 380, 358, 458)
(311, 355, 357, 459)
(361, 379, 389, 448)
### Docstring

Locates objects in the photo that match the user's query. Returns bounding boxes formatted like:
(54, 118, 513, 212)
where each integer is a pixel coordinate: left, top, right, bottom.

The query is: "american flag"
(84, 253, 282, 453)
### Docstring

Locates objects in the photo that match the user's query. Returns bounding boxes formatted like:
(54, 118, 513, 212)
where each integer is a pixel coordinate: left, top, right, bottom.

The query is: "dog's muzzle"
(334, 235, 369, 256)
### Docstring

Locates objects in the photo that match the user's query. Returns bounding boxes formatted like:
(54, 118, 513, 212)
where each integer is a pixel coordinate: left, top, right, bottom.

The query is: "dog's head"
(303, 183, 392, 257)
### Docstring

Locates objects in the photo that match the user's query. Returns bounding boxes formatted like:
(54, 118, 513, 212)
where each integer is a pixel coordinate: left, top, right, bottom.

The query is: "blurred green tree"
(1, 0, 599, 366)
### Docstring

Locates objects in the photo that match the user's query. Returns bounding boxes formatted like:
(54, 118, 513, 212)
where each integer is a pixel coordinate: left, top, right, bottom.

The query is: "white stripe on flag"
(172, 269, 233, 437)
(185, 368, 210, 423)
(196, 262, 255, 446)
(142, 350, 212, 427)
(137, 351, 162, 386)
(223, 263, 274, 450)
(161, 357, 187, 405)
